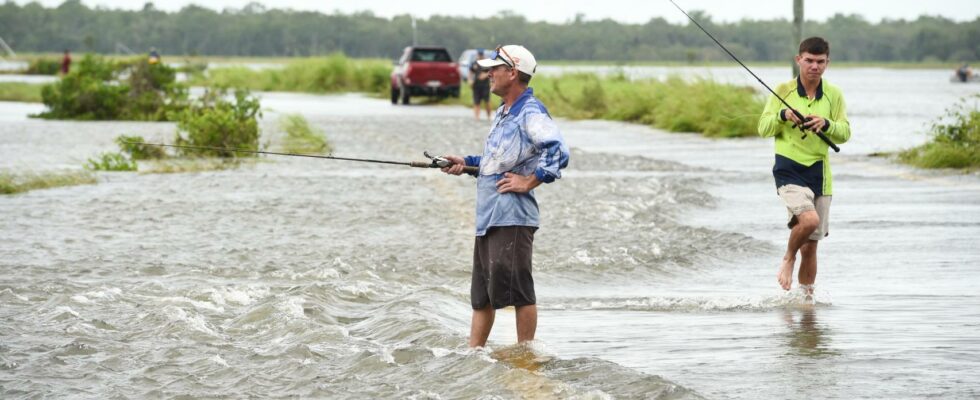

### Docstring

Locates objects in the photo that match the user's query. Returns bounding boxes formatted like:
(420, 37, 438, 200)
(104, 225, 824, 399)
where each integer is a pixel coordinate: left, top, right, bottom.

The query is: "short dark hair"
(799, 37, 830, 56)
(517, 71, 532, 85)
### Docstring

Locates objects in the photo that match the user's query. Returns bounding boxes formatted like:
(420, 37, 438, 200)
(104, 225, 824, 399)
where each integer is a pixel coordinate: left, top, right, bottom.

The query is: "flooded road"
(2, 68, 979, 399)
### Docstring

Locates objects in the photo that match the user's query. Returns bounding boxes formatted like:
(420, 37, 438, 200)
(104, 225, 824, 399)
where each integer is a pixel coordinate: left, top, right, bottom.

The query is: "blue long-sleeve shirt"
(464, 87, 569, 236)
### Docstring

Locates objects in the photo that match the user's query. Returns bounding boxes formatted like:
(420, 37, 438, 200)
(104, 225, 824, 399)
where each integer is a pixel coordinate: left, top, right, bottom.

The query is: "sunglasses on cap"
(485, 45, 515, 69)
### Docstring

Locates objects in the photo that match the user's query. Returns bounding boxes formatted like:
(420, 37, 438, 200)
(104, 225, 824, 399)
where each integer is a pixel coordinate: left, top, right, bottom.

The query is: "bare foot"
(777, 257, 795, 290)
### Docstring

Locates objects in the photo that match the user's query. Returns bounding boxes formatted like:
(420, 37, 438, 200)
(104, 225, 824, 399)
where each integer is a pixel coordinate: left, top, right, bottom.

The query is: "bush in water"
(280, 114, 330, 154)
(900, 94, 980, 169)
(172, 88, 261, 158)
(115, 135, 166, 160)
(25, 58, 61, 75)
(37, 54, 188, 121)
(86, 152, 138, 171)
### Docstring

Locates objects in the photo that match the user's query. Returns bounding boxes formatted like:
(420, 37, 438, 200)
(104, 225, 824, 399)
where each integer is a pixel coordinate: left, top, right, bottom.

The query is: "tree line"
(1, 0, 977, 62)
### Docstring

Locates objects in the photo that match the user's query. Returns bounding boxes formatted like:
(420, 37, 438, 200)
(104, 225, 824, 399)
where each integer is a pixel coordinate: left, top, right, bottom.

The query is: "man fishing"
(441, 45, 569, 348)
(758, 37, 851, 293)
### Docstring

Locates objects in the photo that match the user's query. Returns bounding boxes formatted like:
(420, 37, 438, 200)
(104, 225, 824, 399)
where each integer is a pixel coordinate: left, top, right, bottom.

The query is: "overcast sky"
(12, 0, 980, 24)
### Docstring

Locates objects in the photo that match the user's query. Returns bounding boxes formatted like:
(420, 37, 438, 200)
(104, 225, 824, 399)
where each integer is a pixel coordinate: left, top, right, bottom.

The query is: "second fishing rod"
(669, 0, 840, 153)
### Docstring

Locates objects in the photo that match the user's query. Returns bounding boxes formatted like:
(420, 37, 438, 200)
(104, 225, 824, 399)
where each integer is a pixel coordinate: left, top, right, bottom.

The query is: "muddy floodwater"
(1, 68, 979, 399)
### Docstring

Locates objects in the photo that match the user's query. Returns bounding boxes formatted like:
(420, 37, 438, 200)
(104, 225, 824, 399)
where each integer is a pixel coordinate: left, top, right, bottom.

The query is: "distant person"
(441, 45, 569, 348)
(148, 47, 161, 65)
(60, 49, 71, 74)
(470, 49, 492, 120)
(757, 37, 851, 295)
(956, 63, 972, 82)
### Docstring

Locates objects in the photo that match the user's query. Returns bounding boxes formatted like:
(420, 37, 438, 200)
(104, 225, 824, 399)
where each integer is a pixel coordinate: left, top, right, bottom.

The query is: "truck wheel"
(391, 88, 400, 104)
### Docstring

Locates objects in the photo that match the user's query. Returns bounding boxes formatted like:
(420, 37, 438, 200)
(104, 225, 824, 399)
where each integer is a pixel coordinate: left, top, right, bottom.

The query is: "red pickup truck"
(390, 46, 461, 105)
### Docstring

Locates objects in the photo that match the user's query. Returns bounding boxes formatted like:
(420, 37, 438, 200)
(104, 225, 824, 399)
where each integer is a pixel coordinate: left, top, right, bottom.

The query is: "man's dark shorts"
(472, 83, 490, 105)
(471, 226, 536, 310)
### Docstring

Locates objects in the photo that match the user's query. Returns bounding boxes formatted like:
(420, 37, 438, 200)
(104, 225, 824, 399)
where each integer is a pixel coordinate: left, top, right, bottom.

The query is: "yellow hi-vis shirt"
(758, 76, 851, 196)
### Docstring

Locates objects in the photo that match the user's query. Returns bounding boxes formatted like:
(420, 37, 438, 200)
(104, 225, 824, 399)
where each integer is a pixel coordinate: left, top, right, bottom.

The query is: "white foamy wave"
(210, 354, 229, 367)
(0, 288, 30, 303)
(206, 286, 269, 307)
(71, 287, 123, 305)
(336, 280, 377, 297)
(277, 297, 306, 319)
(160, 296, 225, 313)
(545, 292, 830, 313)
(52, 306, 80, 318)
(289, 267, 340, 281)
(163, 306, 224, 338)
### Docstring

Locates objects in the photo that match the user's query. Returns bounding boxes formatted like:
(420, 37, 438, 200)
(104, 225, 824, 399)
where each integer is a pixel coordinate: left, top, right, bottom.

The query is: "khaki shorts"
(777, 184, 832, 241)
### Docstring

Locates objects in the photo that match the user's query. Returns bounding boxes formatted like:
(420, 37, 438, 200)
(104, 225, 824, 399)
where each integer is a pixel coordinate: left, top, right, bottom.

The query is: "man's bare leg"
(469, 305, 495, 347)
(798, 240, 818, 294)
(779, 210, 819, 290)
(473, 105, 481, 120)
(484, 102, 492, 119)
(515, 304, 537, 343)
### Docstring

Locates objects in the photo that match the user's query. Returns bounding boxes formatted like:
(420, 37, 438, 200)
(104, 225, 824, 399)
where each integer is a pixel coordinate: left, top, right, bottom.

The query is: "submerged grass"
(452, 72, 764, 138)
(139, 158, 254, 174)
(280, 114, 330, 154)
(0, 82, 44, 102)
(193, 54, 390, 96)
(899, 94, 980, 170)
(0, 170, 97, 194)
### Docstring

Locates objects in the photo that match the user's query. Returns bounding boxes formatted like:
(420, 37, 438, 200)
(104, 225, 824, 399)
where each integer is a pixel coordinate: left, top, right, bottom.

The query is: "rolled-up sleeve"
(526, 112, 569, 183)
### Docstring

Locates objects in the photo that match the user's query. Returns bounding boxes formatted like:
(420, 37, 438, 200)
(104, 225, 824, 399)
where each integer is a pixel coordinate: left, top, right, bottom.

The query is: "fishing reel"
(423, 150, 454, 168)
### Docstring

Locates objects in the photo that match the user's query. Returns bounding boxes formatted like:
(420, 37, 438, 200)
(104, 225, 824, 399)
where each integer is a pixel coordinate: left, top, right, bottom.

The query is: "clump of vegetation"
(140, 158, 250, 174)
(899, 95, 980, 169)
(115, 135, 167, 160)
(171, 88, 262, 157)
(0, 82, 44, 102)
(36, 54, 188, 121)
(194, 54, 390, 96)
(0, 170, 97, 195)
(85, 152, 137, 171)
(25, 58, 61, 75)
(280, 114, 330, 154)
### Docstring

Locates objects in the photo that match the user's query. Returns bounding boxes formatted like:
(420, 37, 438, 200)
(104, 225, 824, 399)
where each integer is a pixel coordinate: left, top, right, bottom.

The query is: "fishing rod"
(125, 142, 480, 174)
(668, 0, 840, 152)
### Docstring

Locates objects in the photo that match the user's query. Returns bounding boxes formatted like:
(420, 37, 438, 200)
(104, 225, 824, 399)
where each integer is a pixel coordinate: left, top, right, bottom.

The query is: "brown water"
(1, 68, 979, 399)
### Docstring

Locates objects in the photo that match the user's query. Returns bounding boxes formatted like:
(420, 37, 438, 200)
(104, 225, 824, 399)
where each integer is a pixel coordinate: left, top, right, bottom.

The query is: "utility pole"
(792, 0, 803, 77)
(411, 16, 418, 46)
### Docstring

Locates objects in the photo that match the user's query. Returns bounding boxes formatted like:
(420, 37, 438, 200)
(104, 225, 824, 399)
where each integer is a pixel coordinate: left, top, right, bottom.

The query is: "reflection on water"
(782, 307, 838, 359)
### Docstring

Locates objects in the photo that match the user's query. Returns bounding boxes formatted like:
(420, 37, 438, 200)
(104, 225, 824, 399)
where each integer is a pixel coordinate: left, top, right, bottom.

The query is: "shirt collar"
(502, 87, 534, 116)
(796, 75, 823, 100)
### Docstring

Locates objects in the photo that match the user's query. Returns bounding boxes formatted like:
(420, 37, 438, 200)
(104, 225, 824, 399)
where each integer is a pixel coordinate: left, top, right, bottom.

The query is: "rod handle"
(410, 161, 479, 175)
(792, 114, 841, 153)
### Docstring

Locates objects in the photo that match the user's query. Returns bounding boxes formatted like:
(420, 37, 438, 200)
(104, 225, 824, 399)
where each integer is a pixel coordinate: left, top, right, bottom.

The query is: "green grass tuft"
(0, 170, 97, 194)
(280, 114, 330, 154)
(0, 82, 44, 102)
(899, 94, 980, 170)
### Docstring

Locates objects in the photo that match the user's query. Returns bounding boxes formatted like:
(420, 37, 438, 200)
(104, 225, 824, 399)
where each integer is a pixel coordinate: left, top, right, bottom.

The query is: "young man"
(758, 37, 851, 294)
(441, 45, 569, 348)
(470, 50, 492, 120)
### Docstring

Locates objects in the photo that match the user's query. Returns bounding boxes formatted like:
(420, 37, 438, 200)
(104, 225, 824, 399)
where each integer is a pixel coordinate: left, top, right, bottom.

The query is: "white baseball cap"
(476, 45, 538, 76)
